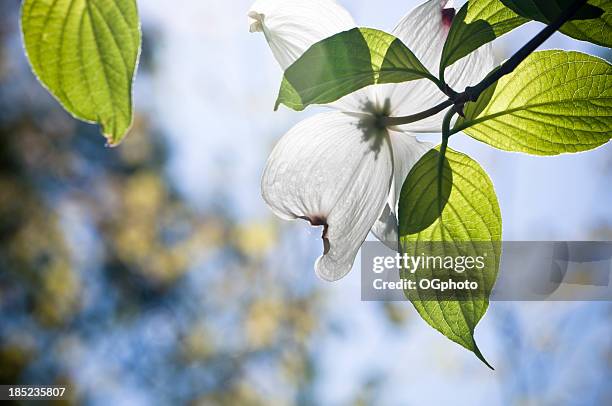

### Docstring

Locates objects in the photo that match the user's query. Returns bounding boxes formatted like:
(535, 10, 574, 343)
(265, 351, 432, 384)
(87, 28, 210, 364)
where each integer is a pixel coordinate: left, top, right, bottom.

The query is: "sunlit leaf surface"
(398, 147, 501, 367)
(455, 50, 612, 155)
(21, 0, 141, 145)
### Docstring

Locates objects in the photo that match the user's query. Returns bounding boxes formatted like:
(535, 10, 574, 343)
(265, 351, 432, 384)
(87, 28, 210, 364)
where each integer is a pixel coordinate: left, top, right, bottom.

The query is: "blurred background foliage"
(0, 2, 323, 403)
(0, 0, 611, 405)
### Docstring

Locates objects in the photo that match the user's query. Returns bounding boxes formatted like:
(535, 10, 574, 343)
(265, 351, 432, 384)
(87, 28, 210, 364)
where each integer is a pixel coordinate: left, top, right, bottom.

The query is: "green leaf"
(21, 0, 141, 146)
(454, 50, 612, 155)
(398, 147, 501, 368)
(440, 0, 528, 73)
(275, 27, 436, 111)
(500, 0, 612, 47)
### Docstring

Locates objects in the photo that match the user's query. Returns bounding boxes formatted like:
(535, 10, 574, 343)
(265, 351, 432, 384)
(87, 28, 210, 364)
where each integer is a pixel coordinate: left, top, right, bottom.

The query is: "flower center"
(353, 98, 392, 157)
(360, 98, 392, 131)
(373, 110, 390, 131)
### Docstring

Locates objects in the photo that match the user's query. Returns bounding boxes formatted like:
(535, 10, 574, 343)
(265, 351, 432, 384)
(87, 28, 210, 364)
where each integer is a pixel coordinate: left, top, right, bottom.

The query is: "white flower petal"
(393, 0, 454, 74)
(262, 112, 393, 281)
(371, 131, 433, 250)
(248, 0, 355, 69)
(330, 86, 380, 114)
(377, 0, 495, 131)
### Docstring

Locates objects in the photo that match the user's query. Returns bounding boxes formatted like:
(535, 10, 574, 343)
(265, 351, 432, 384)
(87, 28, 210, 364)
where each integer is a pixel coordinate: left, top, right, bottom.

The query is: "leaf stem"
(437, 106, 456, 213)
(384, 0, 588, 127)
(383, 99, 453, 127)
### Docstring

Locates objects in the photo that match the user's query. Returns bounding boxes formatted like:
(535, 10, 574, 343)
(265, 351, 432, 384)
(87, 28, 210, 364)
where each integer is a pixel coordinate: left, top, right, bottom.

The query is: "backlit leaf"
(21, 0, 141, 145)
(440, 0, 528, 73)
(501, 0, 612, 47)
(454, 50, 612, 155)
(399, 147, 501, 368)
(276, 27, 436, 111)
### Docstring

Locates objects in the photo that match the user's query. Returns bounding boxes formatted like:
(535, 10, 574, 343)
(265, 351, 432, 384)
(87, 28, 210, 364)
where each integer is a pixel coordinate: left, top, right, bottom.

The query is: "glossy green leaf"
(454, 50, 612, 155)
(501, 0, 612, 47)
(440, 0, 528, 73)
(275, 27, 436, 111)
(21, 0, 141, 146)
(399, 147, 501, 368)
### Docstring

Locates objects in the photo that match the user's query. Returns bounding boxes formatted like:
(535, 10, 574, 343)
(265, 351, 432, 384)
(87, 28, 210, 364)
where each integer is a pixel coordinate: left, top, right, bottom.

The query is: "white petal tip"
(248, 11, 264, 33)
(314, 256, 351, 282)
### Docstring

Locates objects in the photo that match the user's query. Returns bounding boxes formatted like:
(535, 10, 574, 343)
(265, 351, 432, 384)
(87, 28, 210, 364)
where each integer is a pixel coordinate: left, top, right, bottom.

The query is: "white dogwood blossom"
(249, 0, 494, 281)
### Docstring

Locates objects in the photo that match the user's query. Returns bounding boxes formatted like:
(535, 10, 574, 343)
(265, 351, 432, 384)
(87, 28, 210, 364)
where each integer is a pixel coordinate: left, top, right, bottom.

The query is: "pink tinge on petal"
(442, 6, 455, 29)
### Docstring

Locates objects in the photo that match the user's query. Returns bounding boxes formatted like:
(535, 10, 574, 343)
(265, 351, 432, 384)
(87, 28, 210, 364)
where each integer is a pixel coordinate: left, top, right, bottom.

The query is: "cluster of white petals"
(249, 0, 494, 281)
